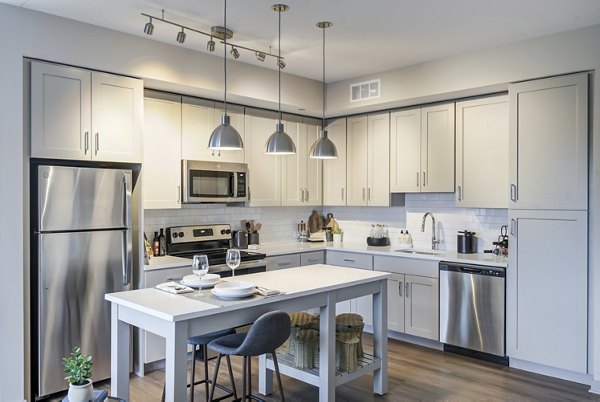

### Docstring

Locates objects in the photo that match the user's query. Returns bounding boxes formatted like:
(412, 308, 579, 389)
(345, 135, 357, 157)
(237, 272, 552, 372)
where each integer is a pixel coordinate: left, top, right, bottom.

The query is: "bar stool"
(208, 311, 291, 401)
(161, 328, 238, 402)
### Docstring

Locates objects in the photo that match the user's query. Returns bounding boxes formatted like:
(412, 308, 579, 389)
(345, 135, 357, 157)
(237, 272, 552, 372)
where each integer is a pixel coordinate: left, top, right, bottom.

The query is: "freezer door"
(37, 230, 130, 397)
(38, 165, 132, 231)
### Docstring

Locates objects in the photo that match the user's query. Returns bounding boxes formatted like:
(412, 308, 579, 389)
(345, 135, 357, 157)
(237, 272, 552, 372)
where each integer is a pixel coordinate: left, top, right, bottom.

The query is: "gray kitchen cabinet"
(300, 250, 325, 266)
(374, 255, 439, 340)
(31, 61, 143, 163)
(508, 73, 588, 210)
(390, 103, 455, 193)
(507, 209, 587, 373)
(455, 95, 509, 208)
(267, 253, 301, 271)
(346, 112, 390, 206)
(181, 97, 245, 163)
(326, 250, 374, 319)
(322, 118, 347, 206)
(143, 92, 183, 209)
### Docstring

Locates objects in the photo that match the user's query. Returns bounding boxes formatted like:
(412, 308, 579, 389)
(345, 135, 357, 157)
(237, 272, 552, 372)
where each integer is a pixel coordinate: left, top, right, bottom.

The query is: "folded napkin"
(156, 281, 194, 294)
(255, 286, 282, 297)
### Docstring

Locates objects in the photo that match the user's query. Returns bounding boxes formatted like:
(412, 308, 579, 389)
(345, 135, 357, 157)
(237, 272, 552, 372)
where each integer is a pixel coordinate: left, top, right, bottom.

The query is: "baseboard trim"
(510, 358, 592, 386)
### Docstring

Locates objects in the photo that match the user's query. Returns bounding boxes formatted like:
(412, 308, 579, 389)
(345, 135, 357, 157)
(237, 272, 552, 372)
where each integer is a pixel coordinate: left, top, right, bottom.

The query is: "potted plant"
(63, 347, 93, 402)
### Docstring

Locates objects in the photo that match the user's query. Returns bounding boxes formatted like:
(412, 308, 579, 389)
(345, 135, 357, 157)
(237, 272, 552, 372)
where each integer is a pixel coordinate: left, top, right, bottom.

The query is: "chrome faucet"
(421, 212, 440, 250)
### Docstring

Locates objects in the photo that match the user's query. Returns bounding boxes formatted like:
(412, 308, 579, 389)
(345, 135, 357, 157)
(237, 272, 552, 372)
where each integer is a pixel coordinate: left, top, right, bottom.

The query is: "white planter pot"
(67, 380, 93, 402)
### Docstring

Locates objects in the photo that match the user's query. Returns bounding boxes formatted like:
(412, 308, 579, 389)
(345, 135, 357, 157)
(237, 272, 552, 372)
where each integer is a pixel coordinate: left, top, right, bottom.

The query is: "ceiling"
(4, 0, 600, 82)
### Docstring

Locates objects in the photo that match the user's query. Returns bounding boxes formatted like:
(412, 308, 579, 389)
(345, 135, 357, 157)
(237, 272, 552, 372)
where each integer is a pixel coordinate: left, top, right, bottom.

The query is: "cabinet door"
(387, 274, 405, 333)
(346, 116, 369, 206)
(266, 254, 301, 271)
(354, 295, 373, 327)
(509, 74, 588, 210)
(245, 111, 281, 206)
(31, 61, 91, 160)
(300, 251, 325, 266)
(91, 72, 143, 163)
(405, 275, 439, 340)
(326, 251, 373, 270)
(507, 210, 587, 373)
(421, 103, 455, 192)
(323, 118, 347, 205)
(390, 109, 421, 192)
(181, 98, 216, 161)
(304, 121, 323, 206)
(456, 96, 508, 208)
(214, 103, 246, 163)
(281, 118, 304, 206)
(367, 112, 390, 206)
(143, 94, 182, 209)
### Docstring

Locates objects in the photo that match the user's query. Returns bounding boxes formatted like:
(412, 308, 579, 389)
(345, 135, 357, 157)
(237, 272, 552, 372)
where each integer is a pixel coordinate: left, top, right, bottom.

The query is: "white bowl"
(181, 274, 202, 287)
(213, 281, 255, 295)
(198, 274, 221, 286)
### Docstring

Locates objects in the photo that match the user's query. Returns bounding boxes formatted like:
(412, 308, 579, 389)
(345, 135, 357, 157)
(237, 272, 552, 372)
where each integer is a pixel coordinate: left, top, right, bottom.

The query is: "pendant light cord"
(322, 25, 326, 129)
(278, 8, 282, 124)
(223, 0, 228, 117)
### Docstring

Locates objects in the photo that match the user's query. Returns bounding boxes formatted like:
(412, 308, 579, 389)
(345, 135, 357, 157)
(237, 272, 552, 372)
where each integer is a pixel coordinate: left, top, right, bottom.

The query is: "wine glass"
(192, 254, 209, 277)
(226, 249, 241, 280)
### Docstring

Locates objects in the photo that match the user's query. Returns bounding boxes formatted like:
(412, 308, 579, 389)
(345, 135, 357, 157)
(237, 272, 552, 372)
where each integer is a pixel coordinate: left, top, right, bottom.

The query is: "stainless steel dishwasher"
(439, 261, 507, 362)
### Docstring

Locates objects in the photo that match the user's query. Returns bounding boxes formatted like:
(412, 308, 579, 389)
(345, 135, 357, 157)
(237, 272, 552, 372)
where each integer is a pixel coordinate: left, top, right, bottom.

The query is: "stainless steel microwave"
(182, 160, 248, 203)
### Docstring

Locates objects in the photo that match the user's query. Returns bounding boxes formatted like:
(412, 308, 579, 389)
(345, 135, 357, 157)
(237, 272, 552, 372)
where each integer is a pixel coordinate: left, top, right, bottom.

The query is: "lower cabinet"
(326, 251, 374, 320)
(267, 253, 301, 271)
(374, 255, 439, 341)
(300, 250, 325, 266)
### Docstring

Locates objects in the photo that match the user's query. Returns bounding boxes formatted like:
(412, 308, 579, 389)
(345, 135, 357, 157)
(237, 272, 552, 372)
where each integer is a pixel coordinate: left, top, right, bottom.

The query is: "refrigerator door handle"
(122, 229, 132, 286)
(122, 173, 132, 228)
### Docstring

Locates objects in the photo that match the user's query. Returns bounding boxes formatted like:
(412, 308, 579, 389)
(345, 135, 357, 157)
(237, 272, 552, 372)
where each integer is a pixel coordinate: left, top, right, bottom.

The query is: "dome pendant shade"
(265, 122, 296, 154)
(208, 115, 243, 150)
(309, 129, 338, 159)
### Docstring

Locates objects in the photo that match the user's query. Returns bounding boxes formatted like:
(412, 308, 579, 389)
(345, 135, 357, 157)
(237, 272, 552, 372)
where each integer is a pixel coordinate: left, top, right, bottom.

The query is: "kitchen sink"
(394, 248, 443, 256)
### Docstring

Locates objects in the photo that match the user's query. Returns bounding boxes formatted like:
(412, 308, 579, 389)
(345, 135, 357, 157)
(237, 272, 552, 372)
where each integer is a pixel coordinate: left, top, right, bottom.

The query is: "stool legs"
(271, 352, 285, 402)
(208, 353, 238, 402)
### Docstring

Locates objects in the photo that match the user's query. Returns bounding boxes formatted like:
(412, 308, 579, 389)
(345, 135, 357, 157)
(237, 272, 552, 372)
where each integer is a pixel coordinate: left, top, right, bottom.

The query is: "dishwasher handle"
(439, 261, 505, 278)
(460, 267, 482, 274)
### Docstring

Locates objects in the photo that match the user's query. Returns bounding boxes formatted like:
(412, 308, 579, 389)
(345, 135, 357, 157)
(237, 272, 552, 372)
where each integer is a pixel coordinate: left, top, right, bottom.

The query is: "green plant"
(63, 347, 92, 386)
(332, 228, 343, 235)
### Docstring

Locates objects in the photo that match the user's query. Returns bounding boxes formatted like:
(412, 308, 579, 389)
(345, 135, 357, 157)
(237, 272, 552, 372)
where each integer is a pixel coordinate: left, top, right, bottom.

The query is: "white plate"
(182, 273, 221, 288)
(213, 281, 255, 295)
(199, 273, 221, 286)
(211, 288, 255, 300)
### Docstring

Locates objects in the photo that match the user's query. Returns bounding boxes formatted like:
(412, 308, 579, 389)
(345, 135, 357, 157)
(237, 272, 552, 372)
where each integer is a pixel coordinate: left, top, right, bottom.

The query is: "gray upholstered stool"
(161, 328, 237, 402)
(208, 311, 291, 402)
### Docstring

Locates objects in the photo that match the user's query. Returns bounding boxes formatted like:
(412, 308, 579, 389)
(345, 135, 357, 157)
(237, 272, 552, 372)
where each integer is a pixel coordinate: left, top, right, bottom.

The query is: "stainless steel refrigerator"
(33, 165, 132, 398)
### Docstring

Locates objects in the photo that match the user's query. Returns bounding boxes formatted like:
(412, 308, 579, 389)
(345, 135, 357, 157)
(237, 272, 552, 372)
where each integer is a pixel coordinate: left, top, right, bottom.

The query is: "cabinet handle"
(300, 188, 305, 202)
(177, 185, 181, 204)
(84, 131, 89, 154)
(422, 171, 426, 187)
(305, 188, 309, 202)
(341, 188, 345, 201)
(510, 219, 517, 237)
(510, 184, 517, 202)
(308, 258, 319, 263)
(278, 261, 291, 267)
(399, 281, 402, 297)
(343, 258, 356, 263)
(457, 185, 462, 202)
(416, 172, 419, 187)
(95, 132, 99, 155)
(405, 282, 409, 298)
(362, 188, 366, 201)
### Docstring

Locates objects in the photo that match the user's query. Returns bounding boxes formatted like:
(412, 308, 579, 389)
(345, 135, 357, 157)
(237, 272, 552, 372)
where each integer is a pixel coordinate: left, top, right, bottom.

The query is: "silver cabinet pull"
(305, 188, 309, 202)
(405, 282, 409, 298)
(177, 185, 181, 204)
(422, 171, 426, 187)
(95, 132, 99, 155)
(510, 219, 517, 236)
(343, 258, 356, 263)
(457, 185, 462, 201)
(300, 188, 305, 203)
(416, 172, 419, 187)
(362, 187, 366, 201)
(341, 188, 345, 201)
(278, 261, 291, 267)
(510, 184, 517, 202)
(368, 187, 371, 202)
(84, 131, 89, 154)
(399, 281, 403, 297)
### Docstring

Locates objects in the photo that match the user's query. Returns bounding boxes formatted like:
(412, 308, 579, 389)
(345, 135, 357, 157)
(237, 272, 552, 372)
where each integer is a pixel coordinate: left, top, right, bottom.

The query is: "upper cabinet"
(323, 118, 347, 206)
(390, 103, 454, 193)
(346, 112, 390, 206)
(31, 61, 143, 163)
(509, 73, 588, 211)
(455, 95, 509, 208)
(143, 92, 182, 209)
(181, 97, 245, 163)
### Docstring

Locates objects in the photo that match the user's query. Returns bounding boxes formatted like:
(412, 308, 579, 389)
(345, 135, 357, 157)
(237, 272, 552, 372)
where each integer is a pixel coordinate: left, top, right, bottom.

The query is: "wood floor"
(74, 336, 600, 401)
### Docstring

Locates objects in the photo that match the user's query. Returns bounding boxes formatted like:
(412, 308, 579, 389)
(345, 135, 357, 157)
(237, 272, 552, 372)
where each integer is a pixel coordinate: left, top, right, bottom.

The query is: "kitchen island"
(106, 265, 390, 402)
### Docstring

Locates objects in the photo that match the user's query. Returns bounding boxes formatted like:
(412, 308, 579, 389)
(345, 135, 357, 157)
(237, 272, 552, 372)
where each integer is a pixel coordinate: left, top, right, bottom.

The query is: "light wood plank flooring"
(55, 335, 600, 401)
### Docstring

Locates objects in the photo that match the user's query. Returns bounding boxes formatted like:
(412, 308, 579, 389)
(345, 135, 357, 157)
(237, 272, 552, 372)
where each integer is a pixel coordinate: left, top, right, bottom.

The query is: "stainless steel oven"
(182, 160, 248, 203)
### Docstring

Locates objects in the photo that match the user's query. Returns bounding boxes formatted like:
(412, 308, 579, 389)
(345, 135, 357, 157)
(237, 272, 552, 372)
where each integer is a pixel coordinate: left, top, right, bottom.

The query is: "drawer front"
(326, 251, 373, 270)
(374, 255, 439, 278)
(300, 250, 325, 266)
(267, 253, 301, 271)
(144, 265, 192, 287)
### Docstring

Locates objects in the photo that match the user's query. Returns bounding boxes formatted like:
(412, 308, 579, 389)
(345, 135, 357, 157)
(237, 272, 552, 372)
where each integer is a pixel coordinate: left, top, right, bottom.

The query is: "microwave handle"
(231, 172, 236, 198)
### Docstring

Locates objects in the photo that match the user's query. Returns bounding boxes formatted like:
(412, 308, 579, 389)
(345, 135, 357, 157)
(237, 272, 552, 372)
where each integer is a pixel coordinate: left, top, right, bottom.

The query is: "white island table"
(105, 265, 389, 402)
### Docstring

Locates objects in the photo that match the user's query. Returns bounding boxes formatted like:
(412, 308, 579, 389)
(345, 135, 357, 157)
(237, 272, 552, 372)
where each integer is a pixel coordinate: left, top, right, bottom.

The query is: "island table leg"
(110, 303, 130, 400)
(319, 294, 336, 402)
(372, 279, 388, 395)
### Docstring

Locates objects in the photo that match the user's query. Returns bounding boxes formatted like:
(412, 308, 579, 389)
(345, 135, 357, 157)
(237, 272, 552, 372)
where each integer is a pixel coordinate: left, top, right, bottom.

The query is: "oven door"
(209, 259, 267, 277)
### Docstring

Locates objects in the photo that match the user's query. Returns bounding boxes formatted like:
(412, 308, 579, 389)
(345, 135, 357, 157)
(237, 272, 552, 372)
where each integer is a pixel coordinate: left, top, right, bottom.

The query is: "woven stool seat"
(293, 328, 319, 370)
(287, 312, 319, 355)
(335, 313, 364, 358)
(335, 332, 359, 372)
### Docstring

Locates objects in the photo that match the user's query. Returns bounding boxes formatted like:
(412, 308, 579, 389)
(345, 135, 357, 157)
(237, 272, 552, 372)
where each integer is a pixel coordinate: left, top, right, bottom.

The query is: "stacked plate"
(181, 274, 221, 288)
(211, 281, 256, 300)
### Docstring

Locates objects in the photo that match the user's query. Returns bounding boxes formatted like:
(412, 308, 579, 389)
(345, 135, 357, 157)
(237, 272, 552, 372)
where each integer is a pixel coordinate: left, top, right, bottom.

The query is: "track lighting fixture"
(265, 4, 296, 155)
(143, 17, 154, 35)
(176, 28, 186, 43)
(207, 37, 216, 52)
(140, 11, 285, 65)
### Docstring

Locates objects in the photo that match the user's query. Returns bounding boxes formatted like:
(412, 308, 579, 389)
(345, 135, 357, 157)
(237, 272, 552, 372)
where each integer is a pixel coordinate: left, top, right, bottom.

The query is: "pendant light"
(310, 21, 338, 159)
(265, 4, 296, 155)
(208, 0, 244, 151)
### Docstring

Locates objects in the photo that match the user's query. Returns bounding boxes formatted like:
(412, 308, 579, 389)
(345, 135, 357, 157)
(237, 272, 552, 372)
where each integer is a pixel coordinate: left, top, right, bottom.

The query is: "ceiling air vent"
(350, 79, 380, 102)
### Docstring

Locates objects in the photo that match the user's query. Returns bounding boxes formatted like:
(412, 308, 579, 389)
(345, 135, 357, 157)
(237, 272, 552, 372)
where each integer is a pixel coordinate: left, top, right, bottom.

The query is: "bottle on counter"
(153, 231, 160, 257)
(158, 228, 167, 256)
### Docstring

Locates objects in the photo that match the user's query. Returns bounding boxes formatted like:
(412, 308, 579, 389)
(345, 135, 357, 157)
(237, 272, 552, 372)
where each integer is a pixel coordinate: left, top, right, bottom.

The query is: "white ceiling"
(4, 0, 600, 82)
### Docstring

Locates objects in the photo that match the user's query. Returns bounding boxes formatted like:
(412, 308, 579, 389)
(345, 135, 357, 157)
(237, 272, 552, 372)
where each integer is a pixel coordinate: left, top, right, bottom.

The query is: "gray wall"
(1, 3, 600, 400)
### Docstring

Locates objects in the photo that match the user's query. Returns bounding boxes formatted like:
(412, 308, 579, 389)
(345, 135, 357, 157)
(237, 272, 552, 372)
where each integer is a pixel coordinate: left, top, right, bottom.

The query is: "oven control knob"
(225, 229, 231, 234)
(173, 232, 178, 238)
(178, 232, 184, 238)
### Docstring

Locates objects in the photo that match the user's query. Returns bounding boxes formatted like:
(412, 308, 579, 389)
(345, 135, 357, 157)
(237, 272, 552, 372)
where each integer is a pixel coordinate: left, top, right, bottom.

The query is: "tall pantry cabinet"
(506, 73, 588, 374)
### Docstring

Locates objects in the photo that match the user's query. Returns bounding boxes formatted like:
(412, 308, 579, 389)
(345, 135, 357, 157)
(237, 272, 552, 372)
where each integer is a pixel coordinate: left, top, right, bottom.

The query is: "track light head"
(277, 58, 286, 69)
(231, 47, 240, 59)
(143, 18, 154, 35)
(176, 28, 186, 44)
(256, 52, 266, 62)
(207, 38, 216, 52)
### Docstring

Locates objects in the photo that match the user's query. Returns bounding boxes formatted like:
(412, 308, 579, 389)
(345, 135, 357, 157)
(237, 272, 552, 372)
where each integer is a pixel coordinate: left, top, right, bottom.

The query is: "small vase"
(333, 233, 343, 244)
(68, 380, 93, 402)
